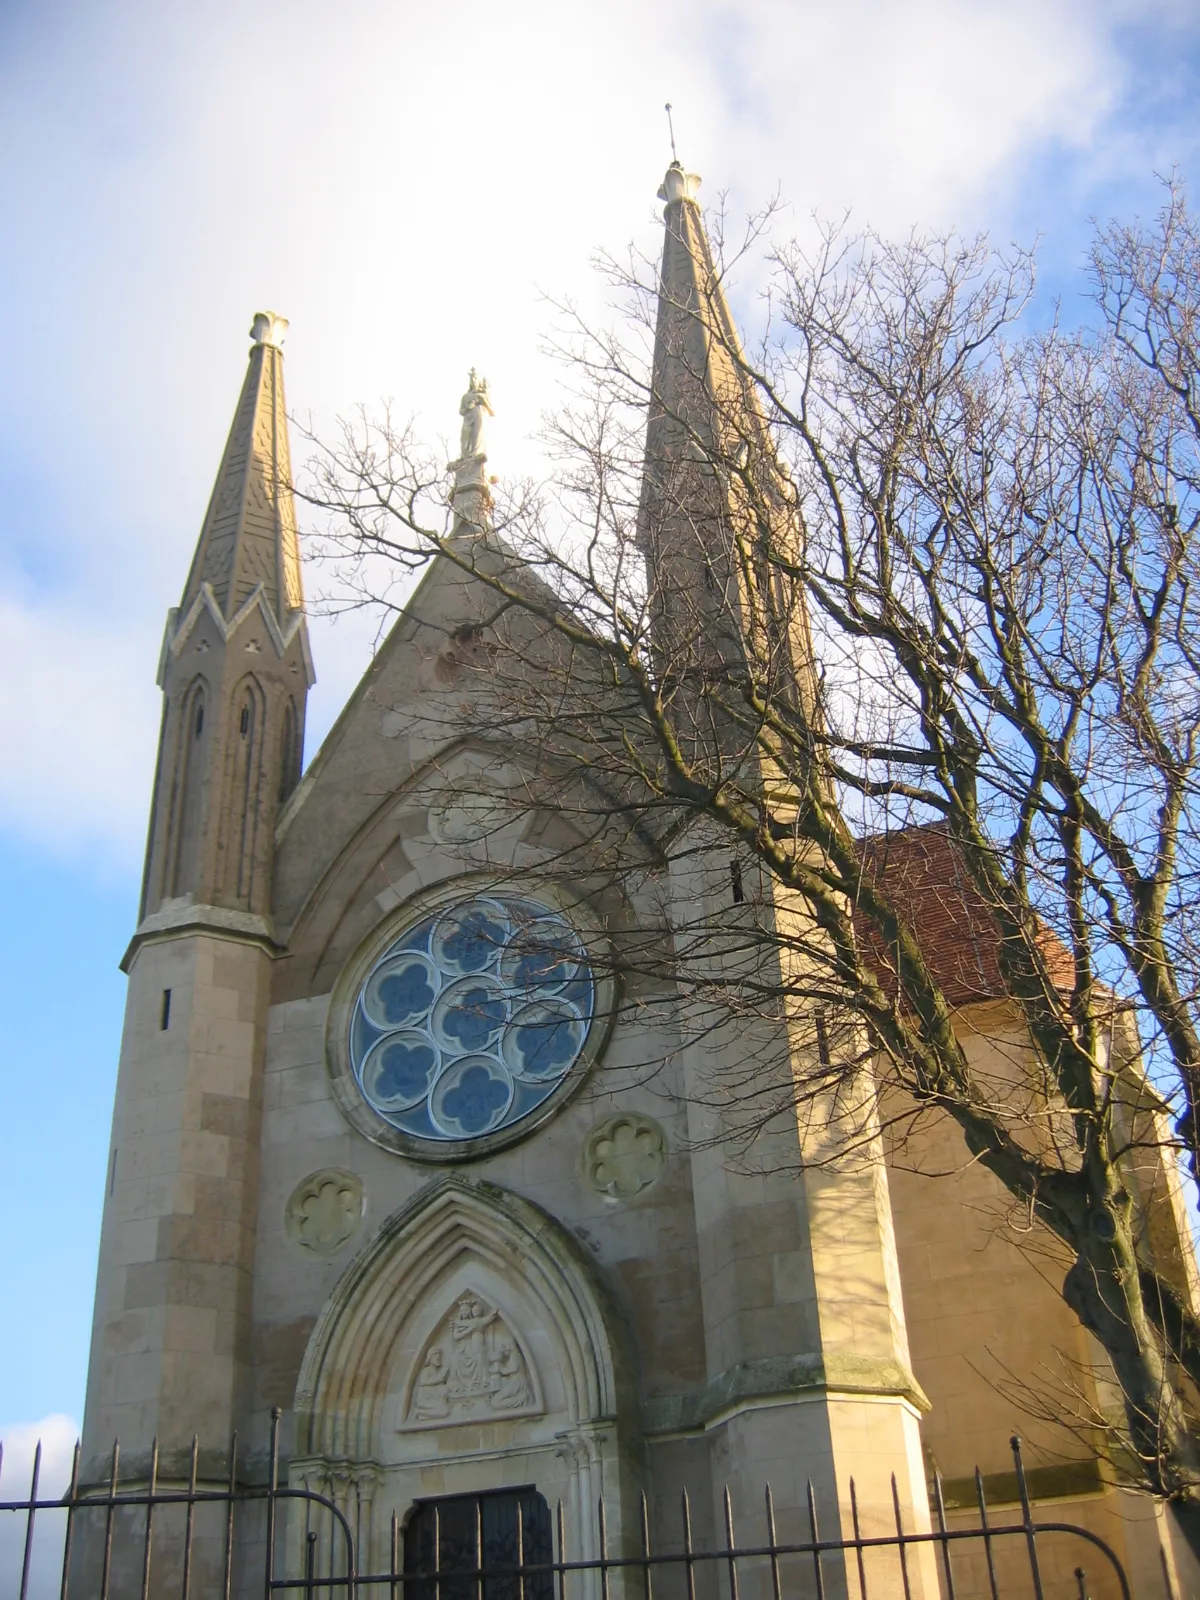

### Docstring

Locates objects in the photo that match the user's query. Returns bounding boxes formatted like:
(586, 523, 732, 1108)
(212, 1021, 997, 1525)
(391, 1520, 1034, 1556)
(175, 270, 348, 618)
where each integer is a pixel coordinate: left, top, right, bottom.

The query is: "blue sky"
(1, 0, 1199, 1467)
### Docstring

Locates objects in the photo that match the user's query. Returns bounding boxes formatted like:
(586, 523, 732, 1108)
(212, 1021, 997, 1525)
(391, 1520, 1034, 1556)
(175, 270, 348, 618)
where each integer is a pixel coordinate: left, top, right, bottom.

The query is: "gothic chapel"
(82, 164, 1200, 1596)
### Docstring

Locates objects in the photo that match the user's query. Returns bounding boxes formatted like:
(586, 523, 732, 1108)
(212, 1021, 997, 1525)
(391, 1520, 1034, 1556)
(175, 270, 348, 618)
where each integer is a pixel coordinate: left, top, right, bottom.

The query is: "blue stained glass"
(441, 1064, 510, 1133)
(441, 909, 506, 973)
(398, 919, 434, 954)
(510, 937, 575, 990)
(513, 1016, 578, 1076)
(377, 962, 435, 1024)
(352, 892, 595, 1145)
(441, 986, 506, 1051)
(374, 1040, 436, 1100)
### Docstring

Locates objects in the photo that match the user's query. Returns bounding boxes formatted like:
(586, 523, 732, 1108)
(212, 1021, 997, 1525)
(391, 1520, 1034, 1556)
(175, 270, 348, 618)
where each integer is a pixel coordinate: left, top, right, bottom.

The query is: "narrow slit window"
(240, 706, 251, 736)
(160, 988, 172, 1031)
(730, 859, 744, 904)
(194, 705, 204, 738)
(108, 1147, 118, 1197)
(814, 1007, 831, 1066)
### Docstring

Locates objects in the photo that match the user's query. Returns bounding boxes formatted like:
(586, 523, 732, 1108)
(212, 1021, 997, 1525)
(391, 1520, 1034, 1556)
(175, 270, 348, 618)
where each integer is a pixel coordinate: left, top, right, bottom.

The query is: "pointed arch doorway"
(293, 1176, 641, 1577)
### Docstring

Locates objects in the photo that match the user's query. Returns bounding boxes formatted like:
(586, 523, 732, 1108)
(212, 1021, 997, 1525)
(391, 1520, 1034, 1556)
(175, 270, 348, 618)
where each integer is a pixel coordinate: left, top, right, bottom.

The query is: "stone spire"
(639, 161, 771, 539)
(178, 311, 306, 627)
(639, 161, 810, 703)
(139, 313, 313, 923)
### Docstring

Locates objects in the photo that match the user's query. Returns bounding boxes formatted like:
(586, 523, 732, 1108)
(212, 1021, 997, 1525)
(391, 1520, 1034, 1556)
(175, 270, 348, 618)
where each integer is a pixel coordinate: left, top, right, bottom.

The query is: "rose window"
(350, 894, 594, 1143)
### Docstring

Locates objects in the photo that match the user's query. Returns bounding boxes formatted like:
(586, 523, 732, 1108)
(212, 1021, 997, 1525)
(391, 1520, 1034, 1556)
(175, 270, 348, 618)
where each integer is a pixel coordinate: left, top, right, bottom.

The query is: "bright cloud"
(0, 1416, 79, 1600)
(0, 0, 1195, 864)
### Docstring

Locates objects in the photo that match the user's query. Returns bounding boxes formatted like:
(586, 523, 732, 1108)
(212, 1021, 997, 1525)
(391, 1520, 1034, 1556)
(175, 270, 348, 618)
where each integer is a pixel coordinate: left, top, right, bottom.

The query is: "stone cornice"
(642, 1353, 931, 1437)
(121, 899, 281, 972)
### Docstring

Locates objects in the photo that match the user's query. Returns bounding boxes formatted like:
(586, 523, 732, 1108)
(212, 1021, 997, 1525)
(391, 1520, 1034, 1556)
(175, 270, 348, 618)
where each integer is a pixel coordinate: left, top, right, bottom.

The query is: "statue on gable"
(459, 369, 493, 461)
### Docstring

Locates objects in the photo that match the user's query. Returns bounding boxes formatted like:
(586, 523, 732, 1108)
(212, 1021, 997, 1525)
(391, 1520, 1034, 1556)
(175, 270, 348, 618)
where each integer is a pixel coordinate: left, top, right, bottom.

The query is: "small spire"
(179, 312, 305, 623)
(665, 102, 678, 163)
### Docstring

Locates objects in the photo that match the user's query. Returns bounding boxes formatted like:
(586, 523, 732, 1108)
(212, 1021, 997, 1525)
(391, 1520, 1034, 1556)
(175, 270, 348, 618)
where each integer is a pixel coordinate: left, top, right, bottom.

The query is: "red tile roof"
(853, 823, 1073, 1009)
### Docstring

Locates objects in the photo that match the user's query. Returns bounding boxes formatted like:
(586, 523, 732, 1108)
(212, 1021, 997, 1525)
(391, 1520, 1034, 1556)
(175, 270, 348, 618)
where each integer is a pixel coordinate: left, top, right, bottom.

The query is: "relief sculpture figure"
(450, 1294, 497, 1394)
(489, 1339, 532, 1410)
(411, 1346, 451, 1419)
(404, 1293, 537, 1426)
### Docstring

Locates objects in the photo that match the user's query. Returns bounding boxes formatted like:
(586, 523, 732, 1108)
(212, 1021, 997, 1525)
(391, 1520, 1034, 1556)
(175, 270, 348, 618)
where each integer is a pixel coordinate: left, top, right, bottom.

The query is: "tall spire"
(179, 311, 305, 627)
(641, 161, 766, 503)
(639, 162, 793, 646)
(639, 160, 817, 761)
(140, 313, 313, 922)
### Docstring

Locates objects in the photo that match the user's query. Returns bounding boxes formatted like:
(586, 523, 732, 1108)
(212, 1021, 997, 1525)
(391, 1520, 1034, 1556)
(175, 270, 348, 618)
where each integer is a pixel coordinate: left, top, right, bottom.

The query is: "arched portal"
(293, 1176, 641, 1575)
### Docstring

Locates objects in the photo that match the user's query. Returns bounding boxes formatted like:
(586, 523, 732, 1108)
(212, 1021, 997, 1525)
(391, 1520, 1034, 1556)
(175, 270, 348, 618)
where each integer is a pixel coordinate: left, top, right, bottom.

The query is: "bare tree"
(305, 180, 1200, 1516)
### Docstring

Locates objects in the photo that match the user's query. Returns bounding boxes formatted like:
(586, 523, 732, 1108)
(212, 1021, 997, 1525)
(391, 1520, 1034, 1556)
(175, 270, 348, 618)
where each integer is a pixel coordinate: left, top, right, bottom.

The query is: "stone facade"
(80, 169, 1200, 1600)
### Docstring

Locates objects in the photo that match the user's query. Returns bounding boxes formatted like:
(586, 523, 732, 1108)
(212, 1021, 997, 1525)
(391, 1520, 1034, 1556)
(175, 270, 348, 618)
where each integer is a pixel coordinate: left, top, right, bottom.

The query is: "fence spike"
(18, 1439, 41, 1600)
(932, 1470, 957, 1600)
(681, 1487, 696, 1600)
(180, 1433, 200, 1600)
(139, 1436, 159, 1600)
(58, 1440, 81, 1600)
(598, 1494, 610, 1600)
(764, 1483, 782, 1600)
(640, 1488, 655, 1600)
(556, 1498, 567, 1600)
(99, 1439, 120, 1600)
(722, 1486, 740, 1600)
(806, 1480, 826, 1600)
(891, 1473, 913, 1600)
(222, 1432, 237, 1600)
(1011, 1436, 1046, 1600)
(265, 1407, 281, 1600)
(849, 1478, 868, 1600)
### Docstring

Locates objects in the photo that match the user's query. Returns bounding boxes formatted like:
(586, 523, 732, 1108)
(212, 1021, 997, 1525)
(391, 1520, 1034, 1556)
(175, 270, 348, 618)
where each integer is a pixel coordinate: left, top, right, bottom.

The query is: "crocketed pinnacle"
(179, 312, 305, 625)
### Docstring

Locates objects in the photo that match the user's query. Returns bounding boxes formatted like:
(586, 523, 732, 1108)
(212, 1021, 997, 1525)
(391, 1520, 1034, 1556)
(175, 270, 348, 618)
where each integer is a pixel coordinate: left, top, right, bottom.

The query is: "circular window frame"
(325, 876, 617, 1163)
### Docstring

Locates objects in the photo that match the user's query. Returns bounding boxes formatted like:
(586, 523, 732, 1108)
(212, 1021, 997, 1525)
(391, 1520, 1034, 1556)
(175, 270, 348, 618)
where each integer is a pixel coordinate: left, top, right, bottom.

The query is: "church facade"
(80, 165, 1200, 1598)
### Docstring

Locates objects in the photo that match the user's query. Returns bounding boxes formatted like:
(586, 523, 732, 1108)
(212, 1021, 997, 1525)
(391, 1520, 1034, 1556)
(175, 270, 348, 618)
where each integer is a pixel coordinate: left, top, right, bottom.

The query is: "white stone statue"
(449, 1293, 497, 1394)
(402, 1292, 540, 1427)
(411, 1346, 451, 1418)
(458, 370, 493, 460)
(488, 1338, 532, 1410)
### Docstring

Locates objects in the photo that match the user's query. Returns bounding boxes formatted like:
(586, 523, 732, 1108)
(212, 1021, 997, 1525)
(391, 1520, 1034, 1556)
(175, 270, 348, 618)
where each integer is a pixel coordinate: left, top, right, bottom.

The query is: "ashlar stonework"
(78, 163, 1200, 1600)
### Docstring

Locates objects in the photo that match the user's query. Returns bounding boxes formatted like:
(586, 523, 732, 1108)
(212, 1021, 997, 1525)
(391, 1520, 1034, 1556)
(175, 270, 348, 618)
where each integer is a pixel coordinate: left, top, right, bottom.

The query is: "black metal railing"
(0, 1415, 1134, 1600)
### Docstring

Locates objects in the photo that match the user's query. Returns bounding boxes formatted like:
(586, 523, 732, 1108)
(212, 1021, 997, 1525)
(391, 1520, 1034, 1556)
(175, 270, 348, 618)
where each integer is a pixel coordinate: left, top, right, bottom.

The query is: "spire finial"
(665, 102, 678, 164)
(250, 311, 288, 350)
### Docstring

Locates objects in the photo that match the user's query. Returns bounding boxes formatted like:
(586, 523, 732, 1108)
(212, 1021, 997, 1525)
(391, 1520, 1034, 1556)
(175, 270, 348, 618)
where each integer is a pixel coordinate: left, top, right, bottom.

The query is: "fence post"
(1011, 1437, 1046, 1600)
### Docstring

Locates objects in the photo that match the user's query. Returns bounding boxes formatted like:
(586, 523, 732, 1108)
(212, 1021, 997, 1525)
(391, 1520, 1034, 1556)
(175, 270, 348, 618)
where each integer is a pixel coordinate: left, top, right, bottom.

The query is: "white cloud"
(0, 1416, 79, 1600)
(0, 0, 1193, 865)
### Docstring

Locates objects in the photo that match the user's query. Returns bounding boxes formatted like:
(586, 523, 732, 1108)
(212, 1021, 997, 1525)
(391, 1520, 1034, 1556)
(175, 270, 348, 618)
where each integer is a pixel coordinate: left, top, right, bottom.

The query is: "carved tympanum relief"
(582, 1113, 667, 1200)
(285, 1169, 364, 1256)
(403, 1292, 540, 1429)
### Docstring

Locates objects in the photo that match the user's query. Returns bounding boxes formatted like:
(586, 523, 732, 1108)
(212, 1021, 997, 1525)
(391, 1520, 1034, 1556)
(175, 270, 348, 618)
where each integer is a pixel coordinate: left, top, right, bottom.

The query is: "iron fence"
(0, 1413, 1133, 1600)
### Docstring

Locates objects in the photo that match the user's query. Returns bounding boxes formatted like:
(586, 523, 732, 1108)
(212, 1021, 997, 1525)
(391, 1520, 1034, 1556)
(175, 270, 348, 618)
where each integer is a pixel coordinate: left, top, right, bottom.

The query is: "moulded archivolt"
(400, 1288, 543, 1431)
(293, 1175, 631, 1464)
